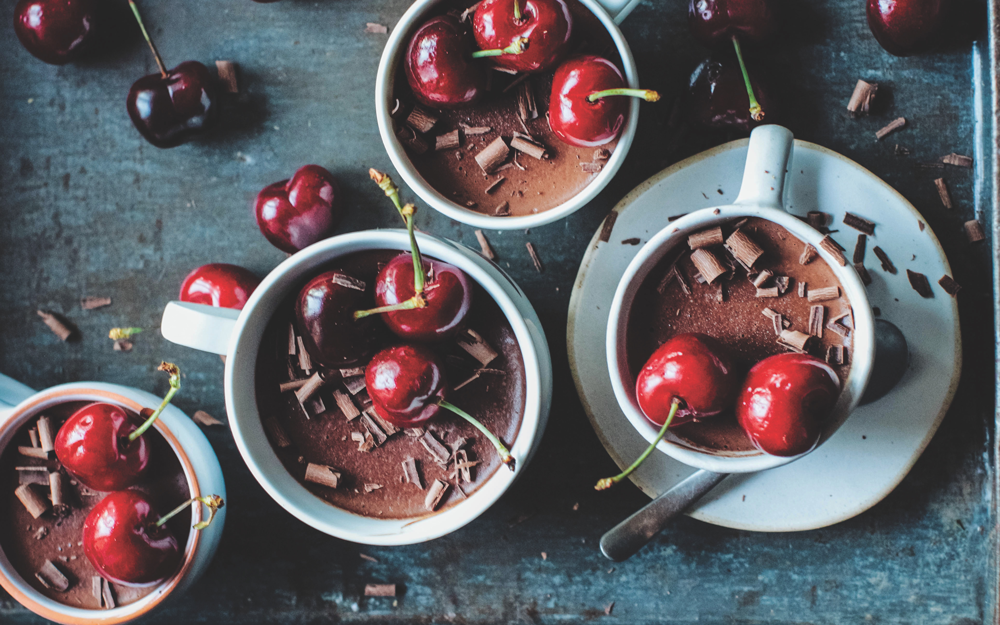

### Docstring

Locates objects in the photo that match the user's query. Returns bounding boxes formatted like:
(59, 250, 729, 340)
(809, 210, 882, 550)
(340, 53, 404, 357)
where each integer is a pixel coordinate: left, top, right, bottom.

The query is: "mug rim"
(0, 386, 203, 625)
(374, 0, 640, 230)
(606, 205, 876, 474)
(223, 230, 545, 545)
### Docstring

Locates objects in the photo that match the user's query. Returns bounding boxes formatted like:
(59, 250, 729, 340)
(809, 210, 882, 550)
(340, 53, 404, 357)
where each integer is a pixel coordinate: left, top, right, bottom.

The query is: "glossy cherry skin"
(636, 333, 741, 427)
(14, 0, 98, 64)
(126, 61, 219, 149)
(688, 0, 779, 46)
(473, 0, 573, 73)
(866, 0, 946, 56)
(83, 490, 181, 587)
(405, 15, 486, 109)
(688, 55, 775, 133)
(736, 353, 841, 457)
(549, 55, 628, 148)
(366, 345, 447, 427)
(296, 270, 377, 368)
(179, 263, 260, 310)
(375, 253, 473, 342)
(255, 165, 342, 254)
(54, 403, 149, 492)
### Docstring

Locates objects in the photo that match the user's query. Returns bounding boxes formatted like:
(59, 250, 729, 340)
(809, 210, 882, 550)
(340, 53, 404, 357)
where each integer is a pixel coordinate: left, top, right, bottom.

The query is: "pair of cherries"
(53, 363, 223, 586)
(597, 333, 840, 489)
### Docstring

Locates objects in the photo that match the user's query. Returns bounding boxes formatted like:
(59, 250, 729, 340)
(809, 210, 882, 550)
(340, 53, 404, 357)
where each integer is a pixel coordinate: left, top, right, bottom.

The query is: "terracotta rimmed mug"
(606, 125, 876, 474)
(0, 374, 227, 625)
(375, 0, 644, 230)
(160, 230, 553, 545)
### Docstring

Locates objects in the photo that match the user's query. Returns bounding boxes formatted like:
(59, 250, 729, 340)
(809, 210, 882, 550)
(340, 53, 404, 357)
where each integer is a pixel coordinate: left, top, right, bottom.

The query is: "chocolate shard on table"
(847, 79, 877, 116)
(906, 270, 934, 298)
(872, 246, 896, 273)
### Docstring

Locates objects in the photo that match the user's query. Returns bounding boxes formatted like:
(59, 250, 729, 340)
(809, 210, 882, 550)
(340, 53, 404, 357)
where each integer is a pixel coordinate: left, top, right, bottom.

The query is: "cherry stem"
(127, 0, 168, 79)
(513, 0, 522, 21)
(369, 169, 427, 296)
(471, 37, 529, 58)
(587, 88, 661, 103)
(155, 495, 225, 530)
(128, 362, 180, 443)
(438, 400, 516, 471)
(109, 327, 143, 340)
(731, 36, 764, 122)
(353, 295, 425, 320)
(595, 398, 680, 491)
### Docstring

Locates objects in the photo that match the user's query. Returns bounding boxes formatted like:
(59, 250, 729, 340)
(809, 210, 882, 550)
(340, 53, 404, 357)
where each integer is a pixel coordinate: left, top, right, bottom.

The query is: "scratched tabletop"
(0, 0, 996, 623)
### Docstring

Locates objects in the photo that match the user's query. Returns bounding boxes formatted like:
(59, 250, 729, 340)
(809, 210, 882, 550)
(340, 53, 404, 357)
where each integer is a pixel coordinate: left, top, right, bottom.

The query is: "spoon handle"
(599, 469, 728, 562)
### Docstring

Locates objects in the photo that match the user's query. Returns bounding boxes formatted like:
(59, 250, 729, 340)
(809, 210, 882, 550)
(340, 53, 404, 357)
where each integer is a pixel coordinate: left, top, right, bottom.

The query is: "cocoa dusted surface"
(254, 250, 526, 519)
(626, 218, 853, 453)
(398, 0, 621, 217)
(0, 402, 191, 609)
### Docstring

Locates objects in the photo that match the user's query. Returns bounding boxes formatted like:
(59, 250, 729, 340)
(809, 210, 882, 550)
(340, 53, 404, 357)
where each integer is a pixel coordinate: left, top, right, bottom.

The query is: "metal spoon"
(599, 319, 908, 561)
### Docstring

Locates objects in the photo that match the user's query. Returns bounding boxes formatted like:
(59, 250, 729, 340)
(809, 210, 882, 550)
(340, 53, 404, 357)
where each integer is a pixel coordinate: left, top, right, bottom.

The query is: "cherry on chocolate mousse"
(83, 491, 223, 586)
(473, 0, 573, 73)
(688, 54, 775, 133)
(406, 16, 483, 109)
(366, 344, 515, 469)
(13, 0, 99, 65)
(866, 0, 946, 57)
(296, 270, 378, 368)
(125, 1, 218, 148)
(374, 254, 472, 342)
(55, 363, 181, 492)
(549, 55, 659, 148)
(735, 352, 840, 457)
(179, 263, 260, 310)
(255, 165, 343, 254)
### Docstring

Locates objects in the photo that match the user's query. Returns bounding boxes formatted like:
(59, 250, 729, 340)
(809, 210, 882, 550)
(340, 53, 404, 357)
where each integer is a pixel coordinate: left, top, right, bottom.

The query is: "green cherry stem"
(594, 398, 680, 491)
(587, 88, 661, 103)
(155, 495, 225, 530)
(438, 400, 516, 471)
(127, 362, 180, 443)
(127, 0, 168, 79)
(731, 35, 764, 122)
(471, 37, 529, 58)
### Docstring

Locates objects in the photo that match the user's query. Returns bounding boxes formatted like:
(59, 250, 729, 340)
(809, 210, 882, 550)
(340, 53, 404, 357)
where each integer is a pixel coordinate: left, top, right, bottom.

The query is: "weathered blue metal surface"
(0, 0, 995, 623)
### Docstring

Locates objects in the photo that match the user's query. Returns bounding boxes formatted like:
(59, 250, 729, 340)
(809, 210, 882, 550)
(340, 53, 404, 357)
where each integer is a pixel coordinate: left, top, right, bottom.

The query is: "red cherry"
(374, 254, 473, 342)
(255, 165, 343, 254)
(366, 344, 447, 427)
(13, 0, 99, 64)
(179, 263, 260, 310)
(126, 61, 220, 149)
(405, 15, 487, 109)
(688, 0, 778, 46)
(295, 270, 378, 368)
(688, 54, 775, 133)
(635, 333, 741, 427)
(866, 0, 946, 57)
(735, 353, 841, 457)
(472, 0, 572, 73)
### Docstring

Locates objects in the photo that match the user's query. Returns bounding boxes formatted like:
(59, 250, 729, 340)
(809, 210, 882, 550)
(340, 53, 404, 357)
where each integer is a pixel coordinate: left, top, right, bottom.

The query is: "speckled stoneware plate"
(568, 139, 962, 532)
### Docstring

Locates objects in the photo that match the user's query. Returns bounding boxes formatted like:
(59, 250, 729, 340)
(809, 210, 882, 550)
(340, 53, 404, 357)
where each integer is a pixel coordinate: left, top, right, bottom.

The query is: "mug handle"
(733, 125, 794, 211)
(593, 0, 643, 24)
(0, 373, 36, 423)
(160, 302, 241, 356)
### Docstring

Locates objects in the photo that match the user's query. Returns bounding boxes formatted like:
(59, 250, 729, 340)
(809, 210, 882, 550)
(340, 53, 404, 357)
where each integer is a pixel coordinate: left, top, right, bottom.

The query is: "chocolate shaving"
(37, 310, 72, 341)
(304, 463, 340, 489)
(19, 470, 48, 486)
(599, 212, 618, 243)
(825, 318, 851, 338)
(16, 484, 50, 518)
(296, 336, 312, 374)
(287, 324, 297, 356)
(853, 234, 867, 264)
(460, 123, 492, 135)
(365, 22, 388, 34)
(516, 81, 538, 121)
(485, 177, 506, 194)
(456, 328, 498, 366)
(755, 286, 780, 298)
(964, 219, 985, 243)
(594, 148, 611, 161)
(215, 60, 238, 93)
(934, 178, 953, 209)
(807, 211, 828, 231)
(406, 105, 438, 134)
(279, 379, 308, 393)
(771, 313, 785, 335)
(690, 249, 728, 284)
(843, 213, 875, 235)
(364, 483, 383, 493)
(28, 428, 38, 448)
(18, 446, 48, 459)
(827, 345, 845, 366)
(494, 201, 510, 216)
(855, 263, 873, 286)
(580, 162, 603, 173)
(751, 269, 774, 288)
(873, 246, 896, 273)
(807, 286, 840, 302)
(778, 329, 812, 353)
(798, 281, 807, 297)
(895, 144, 910, 156)
(808, 306, 825, 337)
(360, 411, 391, 444)
(340, 366, 365, 377)
(475, 137, 510, 173)
(875, 117, 906, 140)
(330, 274, 366, 291)
(526, 242, 543, 272)
(101, 577, 116, 608)
(192, 410, 223, 427)
(263, 417, 292, 448)
(775, 276, 790, 294)
(688, 227, 724, 250)
(92, 577, 103, 605)
(421, 431, 451, 465)
(424, 479, 450, 511)
(365, 584, 397, 597)
(342, 376, 366, 395)
(819, 236, 847, 266)
(402, 458, 423, 489)
(938, 275, 961, 296)
(435, 130, 461, 151)
(80, 296, 111, 310)
(37, 416, 54, 453)
(295, 372, 326, 404)
(459, 2, 480, 21)
(510, 136, 547, 160)
(33, 526, 48, 540)
(658, 262, 691, 297)
(48, 471, 66, 511)
(906, 269, 933, 298)
(725, 229, 764, 269)
(405, 426, 426, 438)
(332, 389, 361, 421)
(940, 153, 973, 168)
(452, 449, 475, 483)
(358, 433, 376, 452)
(761, 308, 791, 330)
(799, 244, 818, 265)
(36, 560, 70, 592)
(847, 80, 878, 116)
(112, 339, 133, 352)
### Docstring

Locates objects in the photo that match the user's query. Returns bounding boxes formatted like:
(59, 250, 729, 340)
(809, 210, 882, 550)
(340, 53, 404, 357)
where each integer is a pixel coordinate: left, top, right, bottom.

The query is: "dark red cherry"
(635, 333, 741, 427)
(126, 61, 220, 149)
(405, 15, 486, 109)
(688, 54, 775, 132)
(374, 254, 472, 342)
(866, 0, 946, 56)
(366, 344, 447, 427)
(473, 0, 572, 73)
(295, 270, 377, 368)
(179, 263, 260, 310)
(255, 165, 343, 254)
(13, 0, 99, 64)
(736, 352, 841, 457)
(688, 0, 779, 46)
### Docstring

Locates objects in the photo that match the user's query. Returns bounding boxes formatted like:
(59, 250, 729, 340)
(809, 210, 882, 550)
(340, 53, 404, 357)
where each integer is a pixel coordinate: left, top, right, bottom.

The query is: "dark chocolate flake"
(938, 275, 961, 296)
(843, 213, 875, 235)
(906, 270, 933, 298)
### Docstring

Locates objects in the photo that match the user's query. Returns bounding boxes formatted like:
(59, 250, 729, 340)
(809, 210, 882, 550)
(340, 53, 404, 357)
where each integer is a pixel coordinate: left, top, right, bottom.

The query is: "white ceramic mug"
(160, 230, 553, 545)
(0, 374, 227, 625)
(606, 125, 876, 474)
(375, 0, 644, 230)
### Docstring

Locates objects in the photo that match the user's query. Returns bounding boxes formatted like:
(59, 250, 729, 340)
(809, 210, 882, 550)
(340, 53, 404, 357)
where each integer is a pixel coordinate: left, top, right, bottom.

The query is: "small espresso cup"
(375, 0, 644, 230)
(0, 374, 227, 625)
(606, 125, 876, 474)
(160, 230, 553, 545)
